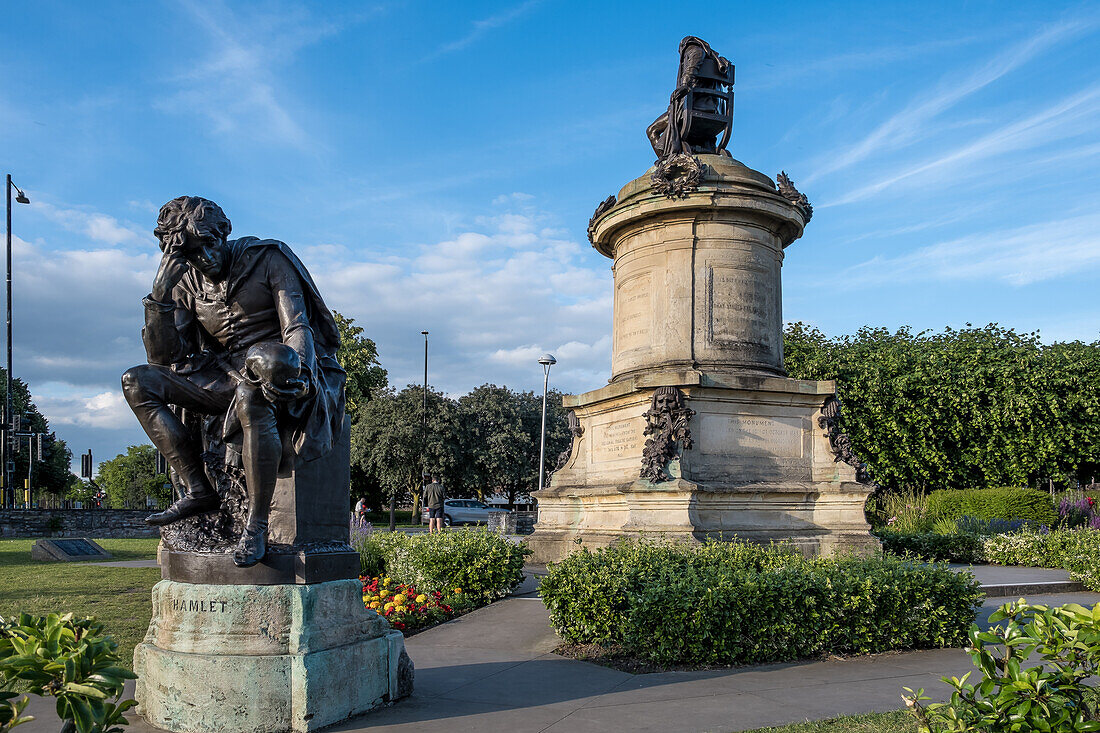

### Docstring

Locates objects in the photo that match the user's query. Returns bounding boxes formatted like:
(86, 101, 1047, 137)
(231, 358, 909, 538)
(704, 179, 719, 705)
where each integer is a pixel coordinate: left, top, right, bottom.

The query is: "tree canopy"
(332, 311, 387, 416)
(0, 372, 75, 500)
(96, 444, 170, 509)
(784, 322, 1100, 491)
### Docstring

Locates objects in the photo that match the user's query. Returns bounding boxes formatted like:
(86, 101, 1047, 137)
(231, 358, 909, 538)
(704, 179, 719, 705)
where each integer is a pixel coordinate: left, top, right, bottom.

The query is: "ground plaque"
(31, 538, 111, 562)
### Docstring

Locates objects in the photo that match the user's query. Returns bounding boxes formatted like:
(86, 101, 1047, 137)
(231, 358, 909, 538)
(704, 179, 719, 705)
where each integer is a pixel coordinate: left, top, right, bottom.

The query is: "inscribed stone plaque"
(31, 537, 111, 562)
(615, 272, 653, 354)
(706, 264, 775, 347)
(590, 417, 646, 463)
(699, 414, 804, 458)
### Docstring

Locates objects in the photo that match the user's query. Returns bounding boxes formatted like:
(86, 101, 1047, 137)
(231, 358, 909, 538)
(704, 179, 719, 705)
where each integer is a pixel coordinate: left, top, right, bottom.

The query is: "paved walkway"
(18, 566, 1100, 733)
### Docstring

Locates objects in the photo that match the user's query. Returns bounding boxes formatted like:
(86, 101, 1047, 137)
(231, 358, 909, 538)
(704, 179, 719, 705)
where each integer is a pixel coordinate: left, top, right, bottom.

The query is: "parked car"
(422, 499, 510, 526)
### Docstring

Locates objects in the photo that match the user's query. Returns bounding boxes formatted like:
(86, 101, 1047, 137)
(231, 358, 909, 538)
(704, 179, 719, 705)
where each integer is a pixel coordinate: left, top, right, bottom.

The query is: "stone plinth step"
(982, 579, 1086, 597)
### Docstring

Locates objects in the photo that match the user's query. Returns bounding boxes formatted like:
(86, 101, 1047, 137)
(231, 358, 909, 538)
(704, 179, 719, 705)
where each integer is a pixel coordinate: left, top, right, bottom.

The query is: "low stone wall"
(487, 511, 537, 536)
(0, 510, 159, 539)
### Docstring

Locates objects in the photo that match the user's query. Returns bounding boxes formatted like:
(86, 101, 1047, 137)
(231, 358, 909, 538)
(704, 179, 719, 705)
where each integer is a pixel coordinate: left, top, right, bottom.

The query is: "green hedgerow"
(539, 538, 983, 666)
(983, 529, 1100, 591)
(353, 528, 530, 602)
(927, 487, 1057, 527)
(876, 531, 986, 564)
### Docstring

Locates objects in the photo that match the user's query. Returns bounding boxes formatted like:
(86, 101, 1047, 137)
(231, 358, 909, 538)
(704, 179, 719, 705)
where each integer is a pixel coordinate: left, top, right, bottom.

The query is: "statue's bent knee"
(121, 364, 160, 403)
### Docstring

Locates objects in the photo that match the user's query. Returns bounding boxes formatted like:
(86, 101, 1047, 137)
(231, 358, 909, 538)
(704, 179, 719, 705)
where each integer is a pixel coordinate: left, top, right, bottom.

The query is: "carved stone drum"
(528, 155, 876, 562)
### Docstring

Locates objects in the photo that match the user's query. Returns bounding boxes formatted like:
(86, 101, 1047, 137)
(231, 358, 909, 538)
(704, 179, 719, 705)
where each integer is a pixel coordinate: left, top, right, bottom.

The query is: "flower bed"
(353, 527, 530, 635)
(360, 575, 473, 634)
(540, 538, 984, 667)
(983, 528, 1100, 591)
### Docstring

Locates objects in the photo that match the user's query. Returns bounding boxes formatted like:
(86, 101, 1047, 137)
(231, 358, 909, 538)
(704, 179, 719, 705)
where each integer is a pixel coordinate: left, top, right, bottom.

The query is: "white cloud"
(842, 213, 1100, 287)
(805, 16, 1097, 184)
(35, 390, 134, 430)
(34, 202, 150, 248)
(429, 0, 542, 58)
(828, 84, 1100, 205)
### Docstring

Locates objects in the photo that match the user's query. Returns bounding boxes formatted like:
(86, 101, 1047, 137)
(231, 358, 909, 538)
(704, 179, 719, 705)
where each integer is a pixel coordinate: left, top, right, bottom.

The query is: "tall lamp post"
(537, 353, 556, 495)
(5, 176, 30, 509)
(419, 330, 428, 525)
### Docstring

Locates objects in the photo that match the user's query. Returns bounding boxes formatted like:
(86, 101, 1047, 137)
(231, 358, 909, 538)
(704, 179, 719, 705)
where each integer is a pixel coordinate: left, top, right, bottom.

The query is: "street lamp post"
(5, 175, 30, 509)
(537, 353, 557, 495)
(420, 330, 428, 525)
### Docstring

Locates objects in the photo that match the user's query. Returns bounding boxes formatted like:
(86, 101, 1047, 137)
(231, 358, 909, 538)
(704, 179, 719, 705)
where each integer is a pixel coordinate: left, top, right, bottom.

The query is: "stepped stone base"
(528, 371, 878, 564)
(134, 579, 412, 733)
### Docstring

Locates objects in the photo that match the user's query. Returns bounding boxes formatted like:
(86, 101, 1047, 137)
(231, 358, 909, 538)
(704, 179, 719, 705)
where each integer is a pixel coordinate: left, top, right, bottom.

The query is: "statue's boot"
(232, 521, 268, 567)
(145, 485, 220, 526)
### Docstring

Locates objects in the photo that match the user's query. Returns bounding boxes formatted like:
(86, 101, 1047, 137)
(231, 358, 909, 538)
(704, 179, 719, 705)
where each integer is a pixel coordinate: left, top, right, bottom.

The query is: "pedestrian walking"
(422, 475, 446, 534)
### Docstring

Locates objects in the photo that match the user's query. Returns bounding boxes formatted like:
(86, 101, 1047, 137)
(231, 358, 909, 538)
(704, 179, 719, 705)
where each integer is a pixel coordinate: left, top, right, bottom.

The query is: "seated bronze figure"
(122, 196, 346, 568)
(647, 36, 734, 159)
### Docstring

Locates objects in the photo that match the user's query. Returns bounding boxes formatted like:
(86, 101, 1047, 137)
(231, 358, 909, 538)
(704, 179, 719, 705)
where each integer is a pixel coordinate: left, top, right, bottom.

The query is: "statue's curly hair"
(153, 196, 232, 252)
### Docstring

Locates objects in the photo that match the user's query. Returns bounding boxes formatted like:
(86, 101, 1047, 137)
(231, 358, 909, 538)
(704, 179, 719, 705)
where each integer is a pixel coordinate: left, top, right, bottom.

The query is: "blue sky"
(1, 1, 1098, 471)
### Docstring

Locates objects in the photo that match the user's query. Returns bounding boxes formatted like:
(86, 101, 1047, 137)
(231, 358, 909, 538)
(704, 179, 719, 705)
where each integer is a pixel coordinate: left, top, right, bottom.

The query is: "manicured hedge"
(983, 529, 1100, 591)
(539, 539, 984, 666)
(877, 531, 986, 564)
(352, 528, 529, 602)
(927, 487, 1057, 527)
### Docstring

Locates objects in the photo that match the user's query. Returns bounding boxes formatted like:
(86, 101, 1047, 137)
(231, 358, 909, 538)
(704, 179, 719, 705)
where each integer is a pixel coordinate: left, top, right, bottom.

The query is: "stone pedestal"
(136, 416, 413, 731)
(134, 579, 412, 733)
(529, 155, 875, 562)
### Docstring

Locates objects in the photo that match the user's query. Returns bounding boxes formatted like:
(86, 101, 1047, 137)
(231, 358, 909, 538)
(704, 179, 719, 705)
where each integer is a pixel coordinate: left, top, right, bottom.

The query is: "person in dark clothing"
(422, 475, 446, 533)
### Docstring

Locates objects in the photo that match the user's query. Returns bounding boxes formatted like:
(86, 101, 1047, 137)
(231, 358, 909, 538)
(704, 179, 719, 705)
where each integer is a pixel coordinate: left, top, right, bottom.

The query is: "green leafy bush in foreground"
(540, 539, 984, 666)
(927, 487, 1058, 527)
(0, 613, 136, 733)
(0, 691, 31, 732)
(353, 528, 529, 602)
(877, 531, 986, 564)
(983, 529, 1100, 591)
(904, 600, 1100, 732)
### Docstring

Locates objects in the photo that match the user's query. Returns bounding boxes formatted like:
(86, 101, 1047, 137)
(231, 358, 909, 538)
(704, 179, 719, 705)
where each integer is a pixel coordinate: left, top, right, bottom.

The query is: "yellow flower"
(395, 605, 407, 613)
(393, 593, 406, 605)
(383, 577, 391, 585)
(415, 594, 427, 603)
(384, 602, 393, 611)
(369, 601, 380, 609)
(454, 588, 463, 594)
(380, 589, 390, 598)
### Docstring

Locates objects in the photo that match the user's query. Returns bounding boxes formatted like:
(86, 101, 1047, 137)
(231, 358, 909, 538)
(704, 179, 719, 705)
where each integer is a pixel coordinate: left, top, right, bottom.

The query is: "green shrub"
(354, 528, 529, 602)
(877, 531, 985, 564)
(927, 487, 1057, 527)
(0, 691, 31, 732)
(539, 538, 984, 666)
(869, 488, 938, 533)
(903, 599, 1100, 732)
(0, 613, 136, 733)
(984, 529, 1100, 591)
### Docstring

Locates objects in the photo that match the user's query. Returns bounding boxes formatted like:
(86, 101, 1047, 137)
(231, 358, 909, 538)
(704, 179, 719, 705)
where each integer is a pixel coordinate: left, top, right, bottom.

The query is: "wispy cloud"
(429, 0, 541, 59)
(804, 16, 1097, 184)
(155, 1, 342, 147)
(842, 212, 1100, 287)
(828, 83, 1100, 205)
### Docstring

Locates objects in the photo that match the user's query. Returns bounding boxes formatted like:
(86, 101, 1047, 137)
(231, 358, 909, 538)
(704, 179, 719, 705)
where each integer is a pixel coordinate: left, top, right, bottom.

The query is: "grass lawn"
(747, 710, 916, 732)
(0, 538, 161, 670)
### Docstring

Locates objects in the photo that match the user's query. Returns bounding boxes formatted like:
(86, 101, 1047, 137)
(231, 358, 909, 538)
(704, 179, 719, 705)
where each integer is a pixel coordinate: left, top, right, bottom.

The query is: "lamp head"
(14, 190, 29, 205)
(538, 353, 557, 366)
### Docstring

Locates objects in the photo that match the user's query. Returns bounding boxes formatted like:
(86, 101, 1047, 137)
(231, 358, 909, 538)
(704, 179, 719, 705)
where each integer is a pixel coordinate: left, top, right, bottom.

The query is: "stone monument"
(124, 196, 411, 733)
(528, 37, 875, 562)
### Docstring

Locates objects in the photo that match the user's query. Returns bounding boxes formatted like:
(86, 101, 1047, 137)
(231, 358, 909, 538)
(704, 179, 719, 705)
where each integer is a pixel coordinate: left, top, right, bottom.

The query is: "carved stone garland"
(776, 171, 813, 223)
(640, 387, 695, 482)
(651, 154, 707, 199)
(587, 195, 616, 244)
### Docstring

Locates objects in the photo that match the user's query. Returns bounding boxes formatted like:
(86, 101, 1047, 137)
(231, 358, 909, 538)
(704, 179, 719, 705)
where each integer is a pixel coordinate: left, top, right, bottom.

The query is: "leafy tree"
(351, 385, 462, 525)
(0, 372, 74, 501)
(457, 384, 571, 507)
(332, 311, 387, 416)
(96, 444, 170, 509)
(783, 322, 1100, 491)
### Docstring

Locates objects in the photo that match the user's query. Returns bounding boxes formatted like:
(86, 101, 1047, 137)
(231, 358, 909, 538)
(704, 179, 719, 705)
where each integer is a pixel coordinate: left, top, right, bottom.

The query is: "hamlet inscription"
(615, 272, 654, 355)
(591, 417, 646, 463)
(705, 264, 776, 348)
(699, 414, 803, 458)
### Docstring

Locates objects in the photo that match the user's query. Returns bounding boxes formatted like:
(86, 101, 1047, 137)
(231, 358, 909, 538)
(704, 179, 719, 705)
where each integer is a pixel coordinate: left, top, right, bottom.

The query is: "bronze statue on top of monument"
(646, 35, 734, 160)
(121, 196, 347, 570)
